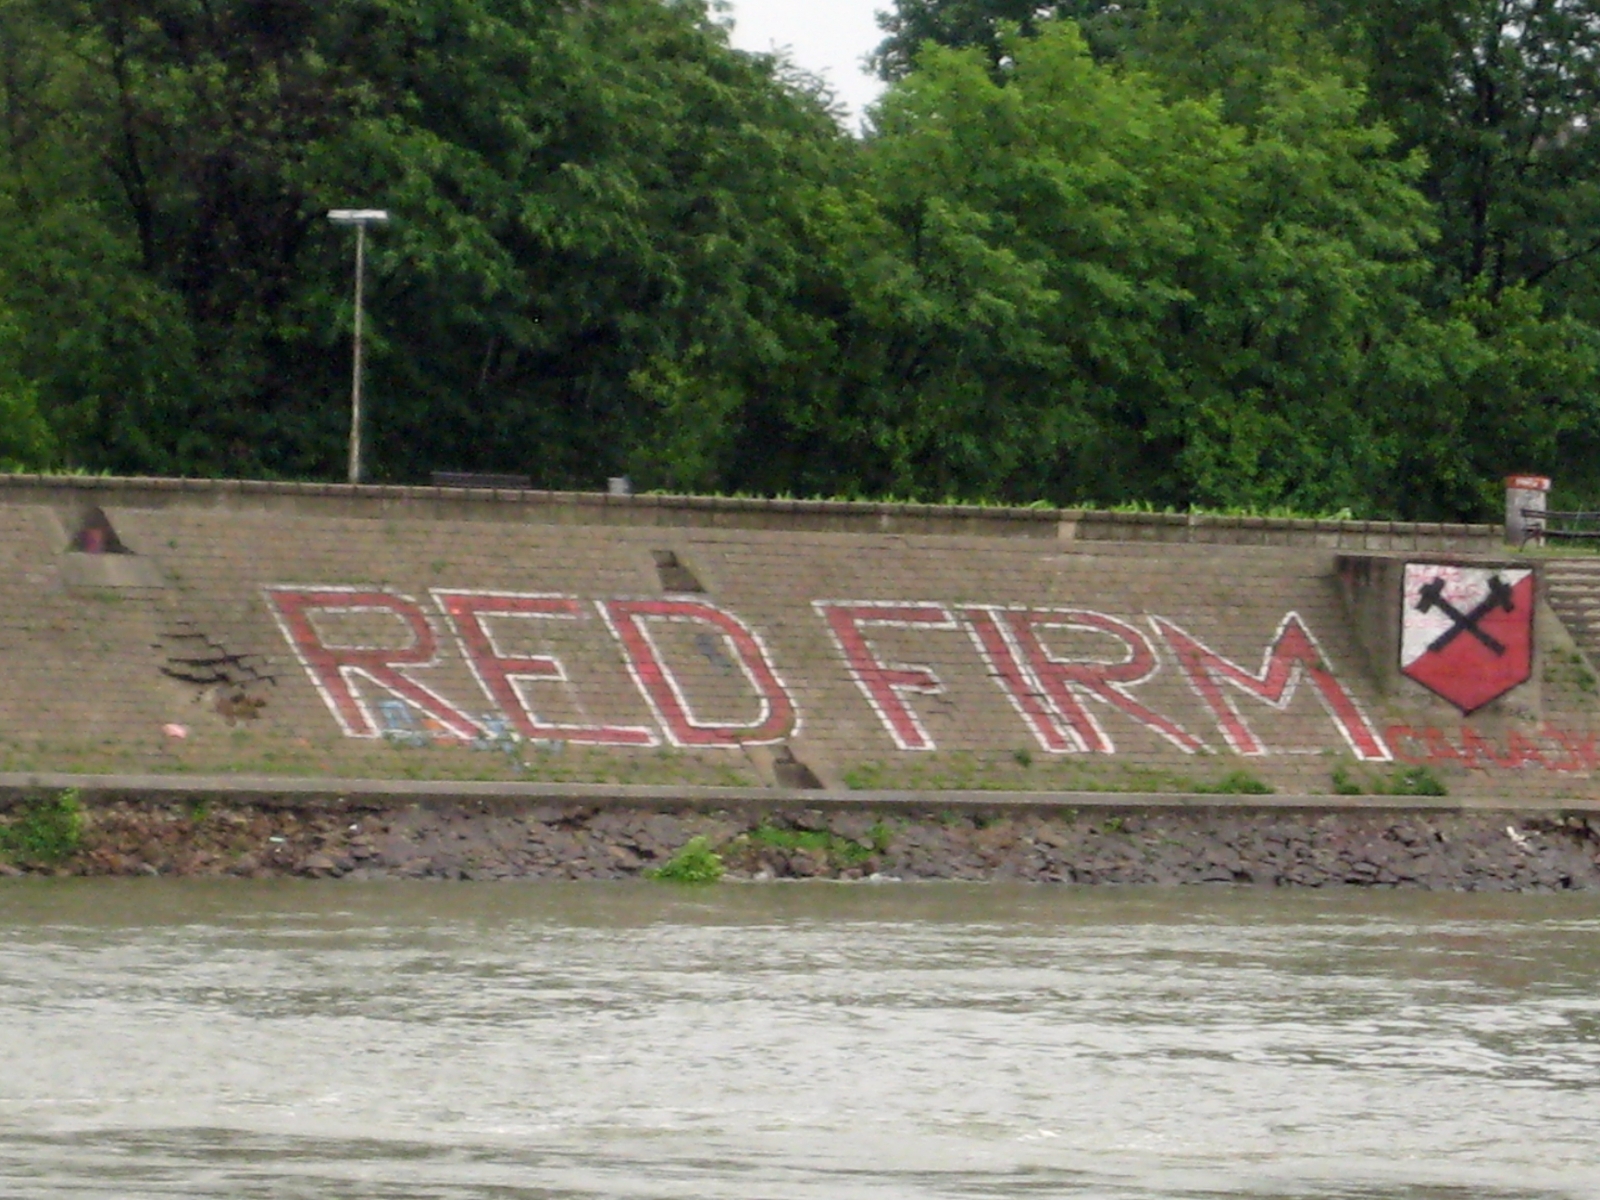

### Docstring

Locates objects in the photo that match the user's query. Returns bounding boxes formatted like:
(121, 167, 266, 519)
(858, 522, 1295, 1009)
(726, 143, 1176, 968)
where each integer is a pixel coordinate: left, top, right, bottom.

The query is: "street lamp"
(328, 208, 390, 484)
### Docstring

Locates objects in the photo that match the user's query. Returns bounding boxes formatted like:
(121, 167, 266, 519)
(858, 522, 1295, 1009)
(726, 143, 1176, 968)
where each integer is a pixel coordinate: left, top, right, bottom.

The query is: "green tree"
(763, 25, 1454, 512)
(0, 0, 849, 487)
(1340, 0, 1600, 302)
(0, 306, 53, 470)
(882, 0, 1600, 302)
(868, 0, 1600, 516)
(874, 0, 1076, 81)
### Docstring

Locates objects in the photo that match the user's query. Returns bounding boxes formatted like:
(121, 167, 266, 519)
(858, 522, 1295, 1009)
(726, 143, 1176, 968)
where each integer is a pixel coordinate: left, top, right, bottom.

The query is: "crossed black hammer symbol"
(1416, 575, 1514, 656)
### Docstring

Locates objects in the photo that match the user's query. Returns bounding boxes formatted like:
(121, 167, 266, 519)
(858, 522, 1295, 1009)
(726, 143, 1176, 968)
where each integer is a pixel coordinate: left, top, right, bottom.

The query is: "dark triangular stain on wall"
(652, 549, 705, 593)
(69, 506, 131, 555)
(773, 745, 824, 789)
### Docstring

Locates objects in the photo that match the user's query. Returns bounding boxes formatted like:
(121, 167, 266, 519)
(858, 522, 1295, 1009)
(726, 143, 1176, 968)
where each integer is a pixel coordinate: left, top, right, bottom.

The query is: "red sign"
(1400, 565, 1534, 714)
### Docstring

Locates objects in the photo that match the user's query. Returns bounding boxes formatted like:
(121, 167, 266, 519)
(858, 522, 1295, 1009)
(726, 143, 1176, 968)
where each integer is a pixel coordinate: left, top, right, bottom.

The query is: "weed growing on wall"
(646, 836, 725, 884)
(1543, 649, 1598, 694)
(1329, 763, 1448, 797)
(1194, 771, 1274, 795)
(744, 820, 892, 868)
(843, 762, 890, 789)
(1096, 500, 1357, 521)
(1330, 766, 1364, 795)
(0, 789, 85, 865)
(843, 755, 1209, 795)
(645, 491, 1359, 522)
(1384, 766, 1448, 797)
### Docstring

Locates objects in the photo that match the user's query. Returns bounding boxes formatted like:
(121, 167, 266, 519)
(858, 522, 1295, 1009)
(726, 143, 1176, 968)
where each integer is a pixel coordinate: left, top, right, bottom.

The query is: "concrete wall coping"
(0, 473, 1502, 550)
(1, 773, 1590, 815)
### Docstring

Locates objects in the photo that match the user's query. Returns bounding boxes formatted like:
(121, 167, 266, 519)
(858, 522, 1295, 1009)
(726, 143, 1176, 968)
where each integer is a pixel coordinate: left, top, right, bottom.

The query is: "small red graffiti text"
(1384, 724, 1598, 773)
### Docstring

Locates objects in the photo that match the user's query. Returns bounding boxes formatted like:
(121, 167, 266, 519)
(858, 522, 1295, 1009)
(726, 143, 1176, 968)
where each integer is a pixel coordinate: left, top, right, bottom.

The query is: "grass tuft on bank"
(1330, 764, 1448, 797)
(0, 789, 84, 865)
(646, 835, 725, 884)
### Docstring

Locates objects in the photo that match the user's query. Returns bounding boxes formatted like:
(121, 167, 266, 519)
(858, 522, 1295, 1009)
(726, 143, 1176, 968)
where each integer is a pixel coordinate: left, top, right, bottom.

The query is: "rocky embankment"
(2, 798, 1600, 890)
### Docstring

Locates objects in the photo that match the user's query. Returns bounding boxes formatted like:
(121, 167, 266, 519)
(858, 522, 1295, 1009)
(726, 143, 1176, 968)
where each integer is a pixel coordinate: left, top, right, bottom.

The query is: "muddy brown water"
(0, 882, 1597, 1199)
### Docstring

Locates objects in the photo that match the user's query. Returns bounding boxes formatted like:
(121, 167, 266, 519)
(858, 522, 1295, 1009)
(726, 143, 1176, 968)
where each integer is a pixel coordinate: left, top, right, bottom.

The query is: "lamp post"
(328, 209, 390, 484)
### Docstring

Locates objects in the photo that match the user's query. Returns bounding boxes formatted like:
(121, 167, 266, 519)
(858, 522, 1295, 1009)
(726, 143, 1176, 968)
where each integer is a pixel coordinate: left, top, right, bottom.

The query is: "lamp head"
(327, 209, 390, 225)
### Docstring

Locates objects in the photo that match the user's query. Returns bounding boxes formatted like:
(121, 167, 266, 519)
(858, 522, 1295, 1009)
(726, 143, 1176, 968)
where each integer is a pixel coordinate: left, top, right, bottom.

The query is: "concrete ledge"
(0, 473, 1503, 550)
(2, 773, 1593, 815)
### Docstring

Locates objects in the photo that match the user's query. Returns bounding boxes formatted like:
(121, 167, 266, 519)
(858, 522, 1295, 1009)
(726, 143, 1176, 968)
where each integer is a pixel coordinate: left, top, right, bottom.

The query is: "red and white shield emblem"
(1401, 564, 1534, 713)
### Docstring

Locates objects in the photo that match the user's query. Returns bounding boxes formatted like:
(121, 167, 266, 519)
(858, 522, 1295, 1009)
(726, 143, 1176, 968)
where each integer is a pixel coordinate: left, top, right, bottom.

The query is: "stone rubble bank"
(4, 801, 1600, 891)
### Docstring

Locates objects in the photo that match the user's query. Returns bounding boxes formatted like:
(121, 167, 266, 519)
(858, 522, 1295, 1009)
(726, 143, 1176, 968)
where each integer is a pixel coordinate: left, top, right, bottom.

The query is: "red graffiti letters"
(1153, 613, 1390, 761)
(1386, 723, 1597, 772)
(815, 602, 958, 751)
(271, 586, 1577, 770)
(599, 599, 796, 747)
(962, 607, 1203, 754)
(435, 591, 655, 746)
(1547, 727, 1600, 772)
(265, 588, 483, 739)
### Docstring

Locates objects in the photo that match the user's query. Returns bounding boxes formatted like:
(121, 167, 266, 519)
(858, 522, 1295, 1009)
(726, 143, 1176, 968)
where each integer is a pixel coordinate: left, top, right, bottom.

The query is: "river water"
(0, 882, 1597, 1199)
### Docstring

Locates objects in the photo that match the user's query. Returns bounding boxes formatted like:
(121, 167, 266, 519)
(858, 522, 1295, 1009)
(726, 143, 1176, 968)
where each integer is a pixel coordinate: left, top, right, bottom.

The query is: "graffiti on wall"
(1385, 723, 1595, 772)
(268, 588, 484, 741)
(812, 602, 1388, 760)
(435, 591, 656, 747)
(961, 606, 1203, 756)
(267, 589, 797, 749)
(814, 602, 959, 753)
(1401, 564, 1534, 714)
(600, 599, 797, 747)
(267, 587, 1406, 762)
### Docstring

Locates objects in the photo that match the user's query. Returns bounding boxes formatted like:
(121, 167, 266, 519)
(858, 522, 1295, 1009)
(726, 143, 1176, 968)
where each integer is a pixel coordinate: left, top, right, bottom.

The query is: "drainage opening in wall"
(652, 550, 705, 593)
(69, 507, 131, 555)
(773, 744, 824, 790)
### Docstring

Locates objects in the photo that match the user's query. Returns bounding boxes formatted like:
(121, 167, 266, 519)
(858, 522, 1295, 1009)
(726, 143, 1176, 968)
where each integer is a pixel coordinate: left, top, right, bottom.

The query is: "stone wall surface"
(3, 798, 1598, 892)
(0, 476, 1590, 803)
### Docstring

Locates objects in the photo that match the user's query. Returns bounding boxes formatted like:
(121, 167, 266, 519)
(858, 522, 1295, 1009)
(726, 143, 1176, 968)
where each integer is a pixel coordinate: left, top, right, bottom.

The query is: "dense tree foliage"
(869, 0, 1600, 514)
(1, 0, 1598, 518)
(0, 0, 844, 484)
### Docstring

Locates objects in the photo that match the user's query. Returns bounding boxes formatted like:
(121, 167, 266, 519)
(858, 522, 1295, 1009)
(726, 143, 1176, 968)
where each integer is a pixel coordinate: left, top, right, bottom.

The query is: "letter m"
(1151, 613, 1389, 761)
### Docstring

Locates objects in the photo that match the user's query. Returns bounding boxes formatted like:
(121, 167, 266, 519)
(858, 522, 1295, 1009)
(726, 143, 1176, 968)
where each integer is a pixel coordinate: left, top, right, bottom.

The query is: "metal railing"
(430, 471, 532, 490)
(1520, 507, 1600, 549)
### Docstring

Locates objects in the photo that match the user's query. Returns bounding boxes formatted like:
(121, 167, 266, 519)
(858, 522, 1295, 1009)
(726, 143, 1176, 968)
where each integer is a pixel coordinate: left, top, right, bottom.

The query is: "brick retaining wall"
(0, 475, 1585, 802)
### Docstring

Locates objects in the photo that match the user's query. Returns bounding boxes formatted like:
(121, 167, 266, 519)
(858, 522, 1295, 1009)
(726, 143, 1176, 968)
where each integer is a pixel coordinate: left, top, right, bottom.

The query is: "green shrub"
(1195, 770, 1274, 795)
(0, 789, 84, 864)
(646, 835, 724, 884)
(749, 821, 877, 867)
(842, 762, 889, 789)
(1384, 765, 1448, 797)
(1330, 766, 1363, 795)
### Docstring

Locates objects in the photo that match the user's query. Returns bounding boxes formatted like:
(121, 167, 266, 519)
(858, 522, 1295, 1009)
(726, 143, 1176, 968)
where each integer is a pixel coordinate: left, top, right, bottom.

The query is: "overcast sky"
(723, 0, 889, 125)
